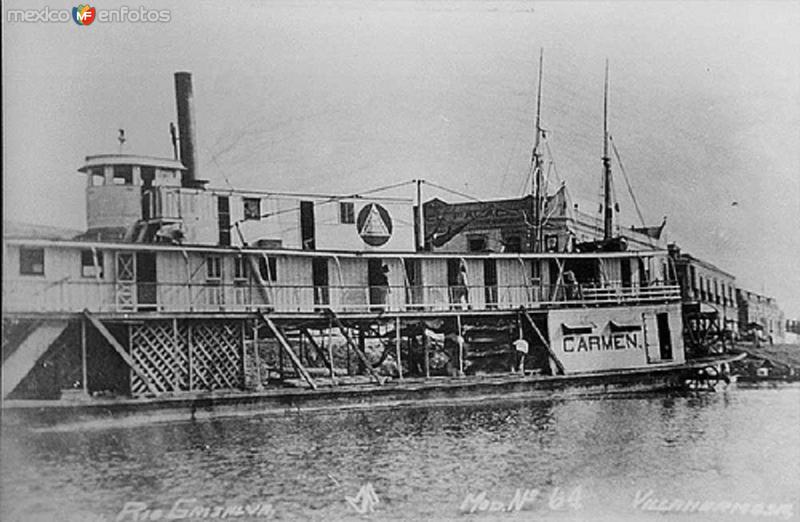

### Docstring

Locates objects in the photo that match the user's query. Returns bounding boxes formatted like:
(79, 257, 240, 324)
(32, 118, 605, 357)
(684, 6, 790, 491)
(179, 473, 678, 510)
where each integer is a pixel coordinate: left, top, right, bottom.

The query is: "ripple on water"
(2, 386, 798, 521)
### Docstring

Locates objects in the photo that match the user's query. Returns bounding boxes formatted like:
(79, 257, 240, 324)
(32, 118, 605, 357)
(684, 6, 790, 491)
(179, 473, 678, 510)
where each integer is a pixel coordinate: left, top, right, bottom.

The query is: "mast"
(602, 59, 613, 241)
(531, 48, 544, 252)
(416, 179, 425, 251)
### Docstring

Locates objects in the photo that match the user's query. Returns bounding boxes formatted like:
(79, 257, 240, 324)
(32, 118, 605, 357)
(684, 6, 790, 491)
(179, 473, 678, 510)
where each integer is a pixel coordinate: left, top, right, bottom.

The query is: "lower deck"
(3, 302, 685, 402)
(4, 358, 729, 429)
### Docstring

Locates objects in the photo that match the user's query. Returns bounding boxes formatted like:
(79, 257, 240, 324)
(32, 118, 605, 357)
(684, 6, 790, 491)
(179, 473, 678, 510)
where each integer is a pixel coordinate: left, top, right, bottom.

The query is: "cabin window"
(690, 266, 697, 291)
(468, 235, 487, 252)
(234, 256, 248, 281)
(112, 165, 133, 185)
(19, 248, 44, 276)
(243, 198, 261, 220)
(206, 256, 222, 281)
(339, 202, 355, 224)
(81, 250, 104, 278)
(545, 235, 559, 252)
(258, 256, 278, 282)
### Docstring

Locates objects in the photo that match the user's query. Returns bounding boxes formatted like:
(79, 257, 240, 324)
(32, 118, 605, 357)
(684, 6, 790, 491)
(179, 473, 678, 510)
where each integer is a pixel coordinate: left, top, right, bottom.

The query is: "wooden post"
(327, 321, 336, 385)
(457, 314, 464, 377)
(278, 328, 284, 381)
(254, 317, 263, 390)
(346, 330, 351, 376)
(422, 322, 430, 379)
(358, 329, 366, 375)
(80, 317, 88, 395)
(188, 321, 193, 391)
(395, 316, 403, 380)
(240, 319, 246, 390)
(173, 318, 179, 391)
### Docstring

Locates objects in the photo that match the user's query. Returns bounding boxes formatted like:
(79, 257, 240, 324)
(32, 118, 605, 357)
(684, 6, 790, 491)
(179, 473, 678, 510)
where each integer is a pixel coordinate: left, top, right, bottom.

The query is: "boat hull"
(2, 358, 732, 429)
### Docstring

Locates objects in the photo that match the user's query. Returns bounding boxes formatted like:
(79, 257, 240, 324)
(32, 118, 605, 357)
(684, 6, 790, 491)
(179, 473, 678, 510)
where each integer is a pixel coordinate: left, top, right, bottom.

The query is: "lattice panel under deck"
(189, 322, 243, 391)
(129, 320, 243, 397)
(130, 321, 188, 396)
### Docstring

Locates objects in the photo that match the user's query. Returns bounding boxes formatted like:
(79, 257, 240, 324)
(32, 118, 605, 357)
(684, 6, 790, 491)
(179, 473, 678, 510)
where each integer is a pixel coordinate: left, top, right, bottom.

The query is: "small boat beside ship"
(1, 65, 740, 427)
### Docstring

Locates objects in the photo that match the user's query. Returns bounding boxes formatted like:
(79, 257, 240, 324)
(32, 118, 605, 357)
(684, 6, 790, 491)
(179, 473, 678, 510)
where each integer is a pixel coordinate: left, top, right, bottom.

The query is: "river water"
(1, 384, 798, 521)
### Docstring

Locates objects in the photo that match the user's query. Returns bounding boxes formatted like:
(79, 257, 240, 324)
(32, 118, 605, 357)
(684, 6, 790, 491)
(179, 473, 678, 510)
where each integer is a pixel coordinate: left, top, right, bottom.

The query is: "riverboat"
(1, 68, 739, 426)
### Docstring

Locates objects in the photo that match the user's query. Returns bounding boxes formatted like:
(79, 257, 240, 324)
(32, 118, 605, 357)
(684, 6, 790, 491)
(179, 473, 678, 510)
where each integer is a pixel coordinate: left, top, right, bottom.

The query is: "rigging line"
(543, 139, 561, 185)
(422, 180, 489, 204)
(609, 134, 647, 228)
(230, 179, 417, 226)
(206, 146, 236, 190)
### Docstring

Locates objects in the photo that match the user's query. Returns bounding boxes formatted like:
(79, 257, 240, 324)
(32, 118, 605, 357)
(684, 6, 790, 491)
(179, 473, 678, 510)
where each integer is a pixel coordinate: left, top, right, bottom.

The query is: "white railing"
(2, 279, 681, 314)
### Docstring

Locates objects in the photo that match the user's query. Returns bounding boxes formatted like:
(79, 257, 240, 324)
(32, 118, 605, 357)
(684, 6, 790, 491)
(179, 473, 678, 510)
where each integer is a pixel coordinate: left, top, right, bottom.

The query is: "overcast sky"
(3, 1, 799, 316)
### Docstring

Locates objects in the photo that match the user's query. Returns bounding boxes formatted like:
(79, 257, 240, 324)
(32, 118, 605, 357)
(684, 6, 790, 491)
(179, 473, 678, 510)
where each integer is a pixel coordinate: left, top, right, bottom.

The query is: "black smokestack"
(174, 72, 199, 187)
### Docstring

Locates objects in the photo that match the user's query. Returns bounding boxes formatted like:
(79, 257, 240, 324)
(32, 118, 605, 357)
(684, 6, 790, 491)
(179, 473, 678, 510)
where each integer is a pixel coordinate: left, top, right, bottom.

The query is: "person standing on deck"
(377, 265, 390, 309)
(513, 326, 529, 373)
(457, 262, 470, 309)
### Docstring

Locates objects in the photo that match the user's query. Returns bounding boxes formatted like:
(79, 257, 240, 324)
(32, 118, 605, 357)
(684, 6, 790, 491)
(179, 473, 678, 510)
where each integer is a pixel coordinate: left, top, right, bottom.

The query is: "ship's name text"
(563, 333, 640, 353)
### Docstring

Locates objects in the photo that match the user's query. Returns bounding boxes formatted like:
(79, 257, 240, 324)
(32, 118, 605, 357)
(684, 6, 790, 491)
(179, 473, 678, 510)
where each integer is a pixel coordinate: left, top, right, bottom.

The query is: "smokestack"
(174, 72, 199, 187)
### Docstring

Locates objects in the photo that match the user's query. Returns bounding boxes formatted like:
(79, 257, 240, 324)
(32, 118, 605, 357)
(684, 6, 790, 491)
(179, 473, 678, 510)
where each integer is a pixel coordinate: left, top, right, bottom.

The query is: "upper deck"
(3, 237, 680, 316)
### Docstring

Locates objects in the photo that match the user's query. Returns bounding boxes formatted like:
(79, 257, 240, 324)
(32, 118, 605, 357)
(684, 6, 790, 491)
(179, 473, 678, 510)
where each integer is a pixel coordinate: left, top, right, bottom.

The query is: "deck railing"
(2, 279, 681, 314)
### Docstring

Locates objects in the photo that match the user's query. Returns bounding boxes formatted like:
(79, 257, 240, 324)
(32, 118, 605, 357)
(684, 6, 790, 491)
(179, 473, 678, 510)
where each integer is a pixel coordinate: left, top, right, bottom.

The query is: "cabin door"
(657, 312, 673, 360)
(404, 259, 422, 309)
(217, 196, 231, 246)
(368, 259, 386, 306)
(300, 201, 316, 250)
(115, 253, 136, 311)
(643, 312, 662, 363)
(484, 259, 498, 308)
(312, 257, 329, 306)
(136, 252, 158, 311)
(621, 258, 632, 287)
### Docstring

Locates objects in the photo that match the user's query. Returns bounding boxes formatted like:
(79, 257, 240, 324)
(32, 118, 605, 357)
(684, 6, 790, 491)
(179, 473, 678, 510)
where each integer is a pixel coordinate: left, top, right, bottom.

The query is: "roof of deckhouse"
(2, 236, 671, 260)
(78, 154, 187, 172)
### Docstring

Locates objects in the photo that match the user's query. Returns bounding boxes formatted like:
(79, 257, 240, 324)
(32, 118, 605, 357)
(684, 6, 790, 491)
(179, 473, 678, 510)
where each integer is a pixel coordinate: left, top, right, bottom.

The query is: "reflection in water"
(2, 386, 798, 521)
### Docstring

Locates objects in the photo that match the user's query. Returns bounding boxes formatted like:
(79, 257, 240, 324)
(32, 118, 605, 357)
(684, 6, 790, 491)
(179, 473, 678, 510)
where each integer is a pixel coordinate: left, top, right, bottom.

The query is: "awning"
(609, 321, 642, 333)
(562, 324, 593, 335)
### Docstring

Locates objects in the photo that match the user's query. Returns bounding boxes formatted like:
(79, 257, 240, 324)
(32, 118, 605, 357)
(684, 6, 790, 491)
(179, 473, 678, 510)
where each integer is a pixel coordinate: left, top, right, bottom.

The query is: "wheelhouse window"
(339, 202, 355, 224)
(234, 256, 248, 281)
(112, 165, 133, 185)
(258, 256, 278, 282)
(243, 198, 261, 220)
(19, 248, 45, 276)
(81, 250, 104, 278)
(90, 167, 105, 186)
(206, 256, 222, 281)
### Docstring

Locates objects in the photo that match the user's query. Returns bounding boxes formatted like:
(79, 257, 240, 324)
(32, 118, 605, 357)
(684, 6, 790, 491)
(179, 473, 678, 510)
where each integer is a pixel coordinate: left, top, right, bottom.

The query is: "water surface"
(2, 385, 798, 521)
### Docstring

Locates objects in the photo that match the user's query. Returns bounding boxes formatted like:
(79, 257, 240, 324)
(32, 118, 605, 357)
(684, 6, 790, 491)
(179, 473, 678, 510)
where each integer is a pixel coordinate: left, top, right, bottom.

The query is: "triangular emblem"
(361, 205, 390, 238)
